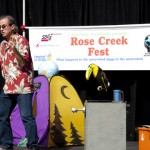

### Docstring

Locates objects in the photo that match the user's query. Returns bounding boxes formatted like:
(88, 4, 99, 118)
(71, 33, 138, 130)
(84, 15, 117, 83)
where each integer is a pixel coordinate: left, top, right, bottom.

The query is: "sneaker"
(17, 138, 28, 147)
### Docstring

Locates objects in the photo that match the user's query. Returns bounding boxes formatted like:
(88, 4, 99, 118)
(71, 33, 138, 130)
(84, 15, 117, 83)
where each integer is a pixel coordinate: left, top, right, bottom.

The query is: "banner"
(28, 24, 150, 70)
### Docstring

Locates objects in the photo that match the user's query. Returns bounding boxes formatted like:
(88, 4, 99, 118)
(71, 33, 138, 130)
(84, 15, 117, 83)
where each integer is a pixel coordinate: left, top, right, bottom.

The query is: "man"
(0, 15, 39, 150)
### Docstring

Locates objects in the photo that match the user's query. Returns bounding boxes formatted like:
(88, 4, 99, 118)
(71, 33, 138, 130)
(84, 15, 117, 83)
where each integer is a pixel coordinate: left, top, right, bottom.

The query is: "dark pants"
(0, 91, 38, 148)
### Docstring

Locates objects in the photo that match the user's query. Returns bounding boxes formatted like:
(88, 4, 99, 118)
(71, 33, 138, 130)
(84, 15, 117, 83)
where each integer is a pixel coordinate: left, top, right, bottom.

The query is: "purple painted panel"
(33, 75, 49, 146)
(10, 104, 26, 144)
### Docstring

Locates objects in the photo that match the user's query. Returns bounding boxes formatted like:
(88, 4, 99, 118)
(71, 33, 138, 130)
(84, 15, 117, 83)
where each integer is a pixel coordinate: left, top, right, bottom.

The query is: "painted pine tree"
(70, 122, 84, 145)
(51, 104, 67, 146)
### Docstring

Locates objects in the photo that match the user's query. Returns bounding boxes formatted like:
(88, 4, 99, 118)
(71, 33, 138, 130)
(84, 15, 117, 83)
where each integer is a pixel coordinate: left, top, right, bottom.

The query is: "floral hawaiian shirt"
(0, 33, 34, 94)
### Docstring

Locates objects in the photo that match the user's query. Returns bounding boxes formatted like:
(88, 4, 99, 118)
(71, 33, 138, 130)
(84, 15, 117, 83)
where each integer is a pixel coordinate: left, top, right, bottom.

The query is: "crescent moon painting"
(61, 86, 70, 99)
(49, 75, 84, 147)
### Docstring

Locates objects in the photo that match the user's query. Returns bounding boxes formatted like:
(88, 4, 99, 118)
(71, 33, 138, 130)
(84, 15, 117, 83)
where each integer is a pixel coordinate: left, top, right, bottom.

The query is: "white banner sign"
(28, 24, 150, 70)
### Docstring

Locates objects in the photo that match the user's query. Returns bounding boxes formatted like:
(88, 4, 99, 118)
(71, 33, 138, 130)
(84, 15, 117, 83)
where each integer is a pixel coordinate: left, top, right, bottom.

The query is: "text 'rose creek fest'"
(70, 36, 128, 56)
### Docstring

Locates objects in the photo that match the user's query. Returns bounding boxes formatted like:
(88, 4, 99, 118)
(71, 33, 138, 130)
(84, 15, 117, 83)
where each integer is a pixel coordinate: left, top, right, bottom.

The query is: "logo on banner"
(41, 33, 53, 42)
(34, 33, 61, 48)
(144, 35, 150, 56)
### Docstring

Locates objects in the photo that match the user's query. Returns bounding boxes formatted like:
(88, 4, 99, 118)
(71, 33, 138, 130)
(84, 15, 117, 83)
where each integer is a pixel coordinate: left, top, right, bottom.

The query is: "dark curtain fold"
(27, 0, 148, 26)
(28, 0, 85, 26)
(1, 0, 150, 140)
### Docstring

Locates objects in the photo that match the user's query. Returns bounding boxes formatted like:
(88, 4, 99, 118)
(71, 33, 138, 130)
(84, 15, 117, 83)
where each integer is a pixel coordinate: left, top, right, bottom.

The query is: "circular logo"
(144, 35, 150, 52)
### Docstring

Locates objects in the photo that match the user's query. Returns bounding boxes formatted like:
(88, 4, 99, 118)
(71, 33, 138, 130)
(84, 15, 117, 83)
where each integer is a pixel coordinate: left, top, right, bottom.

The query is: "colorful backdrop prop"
(32, 75, 49, 146)
(49, 75, 84, 146)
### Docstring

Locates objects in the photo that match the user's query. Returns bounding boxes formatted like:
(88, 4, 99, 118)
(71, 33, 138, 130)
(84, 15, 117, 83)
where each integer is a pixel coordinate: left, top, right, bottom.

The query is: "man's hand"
(8, 35, 17, 51)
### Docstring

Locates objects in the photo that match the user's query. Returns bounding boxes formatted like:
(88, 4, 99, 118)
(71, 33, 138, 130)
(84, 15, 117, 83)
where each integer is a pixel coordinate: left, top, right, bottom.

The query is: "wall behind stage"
(27, 0, 150, 140)
(1, 0, 150, 141)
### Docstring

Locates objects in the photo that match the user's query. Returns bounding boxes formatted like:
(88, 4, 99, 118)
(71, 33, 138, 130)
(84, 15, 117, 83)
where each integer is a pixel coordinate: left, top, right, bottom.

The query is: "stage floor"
(14, 141, 138, 150)
(43, 141, 138, 150)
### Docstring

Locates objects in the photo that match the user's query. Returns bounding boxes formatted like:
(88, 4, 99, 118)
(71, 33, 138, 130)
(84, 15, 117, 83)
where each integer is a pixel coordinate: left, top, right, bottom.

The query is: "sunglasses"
(0, 24, 11, 30)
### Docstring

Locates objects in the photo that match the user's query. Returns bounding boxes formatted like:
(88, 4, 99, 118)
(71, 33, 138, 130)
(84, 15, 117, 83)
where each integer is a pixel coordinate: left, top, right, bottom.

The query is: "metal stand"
(84, 102, 126, 150)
